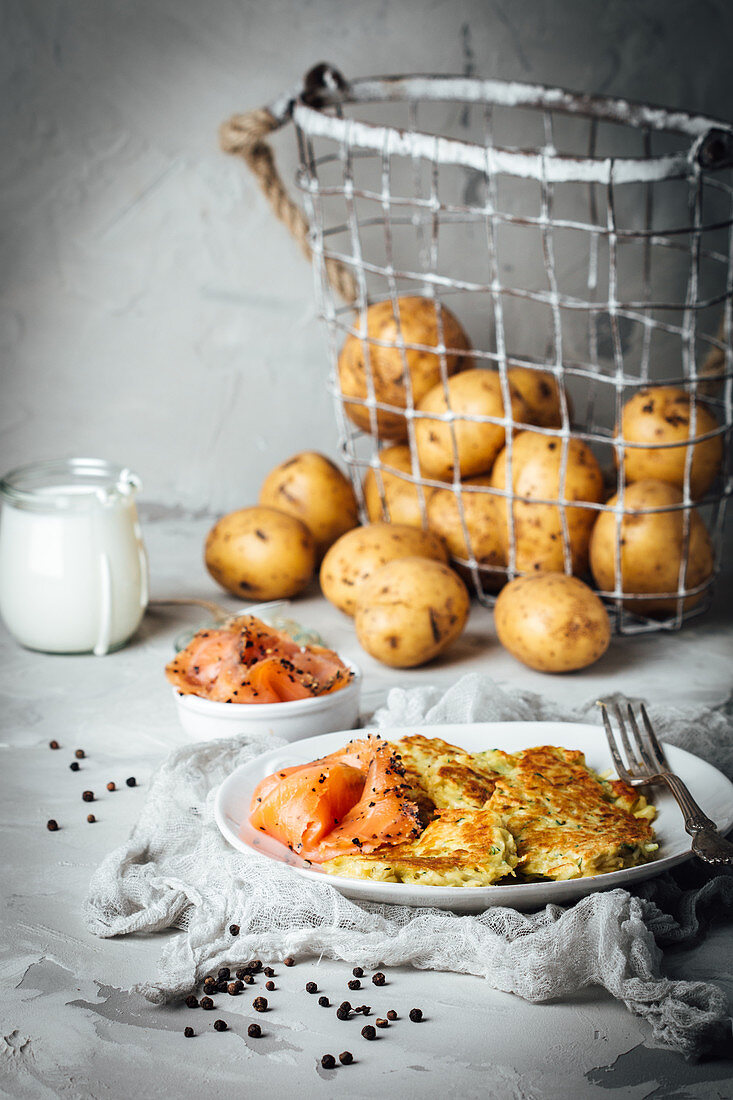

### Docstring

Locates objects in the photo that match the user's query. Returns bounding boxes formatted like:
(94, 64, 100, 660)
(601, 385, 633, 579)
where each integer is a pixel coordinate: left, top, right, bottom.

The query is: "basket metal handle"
(219, 64, 357, 304)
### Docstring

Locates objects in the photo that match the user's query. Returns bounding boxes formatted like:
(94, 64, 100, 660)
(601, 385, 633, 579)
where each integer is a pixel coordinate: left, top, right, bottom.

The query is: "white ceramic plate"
(214, 721, 733, 912)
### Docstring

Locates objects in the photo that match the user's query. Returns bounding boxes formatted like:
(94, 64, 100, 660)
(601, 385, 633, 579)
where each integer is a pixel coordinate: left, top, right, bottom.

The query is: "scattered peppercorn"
(336, 1007, 350, 1021)
(242, 974, 254, 985)
(338, 1051, 353, 1065)
(235, 968, 247, 980)
(348, 979, 361, 990)
(185, 995, 198, 1008)
(75, 749, 85, 759)
(46, 819, 59, 831)
(69, 762, 80, 772)
(352, 966, 364, 977)
(321, 1054, 336, 1069)
(248, 959, 262, 972)
(409, 1008, 423, 1022)
(283, 956, 295, 967)
(372, 972, 386, 986)
(361, 1025, 376, 1041)
(386, 1009, 398, 1021)
(106, 782, 116, 792)
(229, 924, 240, 936)
(213, 1019, 227, 1032)
(126, 776, 136, 787)
(82, 791, 94, 803)
(86, 814, 96, 823)
(218, 967, 230, 980)
(253, 997, 268, 1012)
(227, 982, 240, 996)
(305, 981, 318, 994)
(216, 981, 228, 993)
(318, 996, 330, 1007)
(49, 740, 60, 750)
(263, 967, 275, 977)
(339, 1001, 352, 1013)
(184, 1027, 195, 1038)
(247, 1023, 262, 1038)
(200, 997, 214, 1010)
(265, 981, 275, 991)
(376, 1018, 389, 1029)
(359, 1006, 371, 1016)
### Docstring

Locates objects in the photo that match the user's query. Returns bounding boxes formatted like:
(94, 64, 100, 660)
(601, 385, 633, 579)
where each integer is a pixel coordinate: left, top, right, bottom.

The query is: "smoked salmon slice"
(165, 615, 353, 704)
(248, 737, 423, 862)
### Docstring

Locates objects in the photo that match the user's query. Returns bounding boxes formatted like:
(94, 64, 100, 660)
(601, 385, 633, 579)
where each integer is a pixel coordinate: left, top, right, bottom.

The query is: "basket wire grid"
(289, 68, 733, 634)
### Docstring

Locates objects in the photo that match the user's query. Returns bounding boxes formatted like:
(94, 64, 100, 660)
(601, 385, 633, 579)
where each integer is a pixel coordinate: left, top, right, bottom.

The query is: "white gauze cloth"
(84, 674, 733, 1057)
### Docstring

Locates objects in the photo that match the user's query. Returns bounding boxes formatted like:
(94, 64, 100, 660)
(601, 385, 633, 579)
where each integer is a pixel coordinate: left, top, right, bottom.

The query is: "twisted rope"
(219, 107, 357, 304)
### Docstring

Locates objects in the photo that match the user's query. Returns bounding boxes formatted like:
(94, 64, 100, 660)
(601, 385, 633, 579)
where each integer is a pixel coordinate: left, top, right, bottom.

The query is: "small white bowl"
(172, 661, 361, 742)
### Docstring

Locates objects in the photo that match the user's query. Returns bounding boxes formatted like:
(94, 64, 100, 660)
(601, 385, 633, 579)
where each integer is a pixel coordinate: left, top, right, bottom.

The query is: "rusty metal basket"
(222, 64, 733, 633)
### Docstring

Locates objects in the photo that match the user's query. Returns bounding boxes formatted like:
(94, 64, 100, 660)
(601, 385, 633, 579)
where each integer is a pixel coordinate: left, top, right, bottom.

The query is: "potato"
(494, 573, 611, 673)
(363, 445, 432, 527)
(205, 506, 315, 600)
(415, 369, 529, 480)
(259, 451, 358, 560)
(338, 296, 471, 440)
(491, 431, 604, 575)
(320, 522, 448, 616)
(589, 479, 714, 615)
(355, 557, 470, 667)
(619, 386, 723, 499)
(426, 477, 506, 575)
(507, 367, 566, 428)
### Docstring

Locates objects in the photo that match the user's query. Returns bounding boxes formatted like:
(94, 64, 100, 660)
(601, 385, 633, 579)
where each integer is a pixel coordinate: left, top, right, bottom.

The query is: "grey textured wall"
(2, 0, 732, 513)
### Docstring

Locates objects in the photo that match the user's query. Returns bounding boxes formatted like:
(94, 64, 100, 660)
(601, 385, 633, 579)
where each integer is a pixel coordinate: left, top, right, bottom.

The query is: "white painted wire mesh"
(293, 70, 732, 633)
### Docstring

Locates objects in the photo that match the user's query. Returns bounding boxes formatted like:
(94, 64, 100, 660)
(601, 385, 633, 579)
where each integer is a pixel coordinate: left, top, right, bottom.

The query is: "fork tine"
(625, 704, 656, 772)
(599, 703, 628, 779)
(639, 704, 671, 771)
(613, 703, 643, 771)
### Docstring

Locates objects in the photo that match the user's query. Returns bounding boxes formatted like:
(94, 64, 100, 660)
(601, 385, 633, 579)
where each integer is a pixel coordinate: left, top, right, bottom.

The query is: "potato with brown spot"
(491, 431, 604, 576)
(363, 445, 433, 527)
(338, 297, 471, 440)
(426, 477, 506, 586)
(494, 573, 611, 673)
(415, 369, 528, 481)
(205, 506, 316, 600)
(320, 523, 448, 616)
(355, 557, 470, 668)
(259, 451, 358, 560)
(589, 479, 714, 615)
(507, 367, 567, 428)
(618, 386, 723, 499)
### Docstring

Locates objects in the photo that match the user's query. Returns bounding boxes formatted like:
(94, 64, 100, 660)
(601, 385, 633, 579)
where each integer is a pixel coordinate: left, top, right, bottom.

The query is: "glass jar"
(0, 458, 148, 654)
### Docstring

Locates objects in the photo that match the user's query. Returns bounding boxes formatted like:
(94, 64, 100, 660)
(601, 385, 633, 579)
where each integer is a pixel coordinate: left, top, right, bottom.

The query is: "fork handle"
(662, 773, 733, 865)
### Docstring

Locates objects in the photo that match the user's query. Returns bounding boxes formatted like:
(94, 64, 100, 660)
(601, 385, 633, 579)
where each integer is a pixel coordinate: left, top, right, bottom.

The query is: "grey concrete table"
(2, 512, 732, 1099)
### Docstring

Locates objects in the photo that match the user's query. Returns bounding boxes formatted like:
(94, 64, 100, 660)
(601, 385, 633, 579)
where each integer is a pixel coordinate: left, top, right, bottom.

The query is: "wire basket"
(222, 64, 733, 634)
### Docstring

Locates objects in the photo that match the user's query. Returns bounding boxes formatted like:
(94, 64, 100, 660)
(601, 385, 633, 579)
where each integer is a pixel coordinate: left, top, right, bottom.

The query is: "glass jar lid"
(0, 458, 142, 512)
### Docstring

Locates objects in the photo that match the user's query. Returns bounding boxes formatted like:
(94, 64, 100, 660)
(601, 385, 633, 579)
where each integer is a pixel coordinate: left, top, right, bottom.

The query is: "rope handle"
(219, 63, 357, 304)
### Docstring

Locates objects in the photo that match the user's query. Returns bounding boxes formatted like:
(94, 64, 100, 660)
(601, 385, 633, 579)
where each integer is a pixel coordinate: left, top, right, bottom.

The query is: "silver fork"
(599, 701, 733, 866)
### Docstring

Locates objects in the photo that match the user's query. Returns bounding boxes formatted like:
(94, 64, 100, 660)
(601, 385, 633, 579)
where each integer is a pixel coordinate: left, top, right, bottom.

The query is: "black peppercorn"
(376, 1017, 389, 1029)
(336, 1007, 350, 1021)
(229, 924, 240, 936)
(305, 981, 318, 994)
(235, 968, 247, 980)
(348, 979, 361, 990)
(371, 972, 386, 986)
(86, 814, 96, 823)
(265, 980, 275, 991)
(200, 997, 214, 1010)
(213, 1019, 227, 1032)
(283, 956, 295, 967)
(318, 996, 330, 1007)
(69, 762, 80, 772)
(320, 1054, 336, 1069)
(184, 1026, 195, 1038)
(185, 995, 198, 1008)
(409, 1007, 423, 1022)
(361, 1024, 376, 1041)
(227, 982, 240, 996)
(49, 740, 60, 750)
(242, 974, 254, 985)
(338, 1051, 353, 1065)
(263, 967, 274, 977)
(248, 959, 262, 971)
(126, 776, 136, 787)
(252, 996, 268, 1012)
(339, 1001, 351, 1013)
(218, 967, 230, 980)
(46, 819, 59, 831)
(75, 749, 85, 759)
(82, 791, 94, 803)
(386, 1009, 398, 1021)
(106, 781, 116, 792)
(247, 1023, 262, 1038)
(359, 1005, 371, 1016)
(352, 966, 364, 977)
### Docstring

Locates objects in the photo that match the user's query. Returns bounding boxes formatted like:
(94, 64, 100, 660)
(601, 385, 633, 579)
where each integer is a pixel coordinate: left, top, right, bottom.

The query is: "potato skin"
(338, 297, 471, 440)
(619, 386, 723, 499)
(507, 367, 565, 428)
(491, 431, 604, 576)
(259, 451, 358, 560)
(589, 479, 714, 615)
(426, 477, 506, 572)
(415, 369, 529, 480)
(320, 522, 448, 616)
(205, 506, 316, 600)
(355, 557, 470, 668)
(363, 445, 432, 526)
(494, 573, 611, 673)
